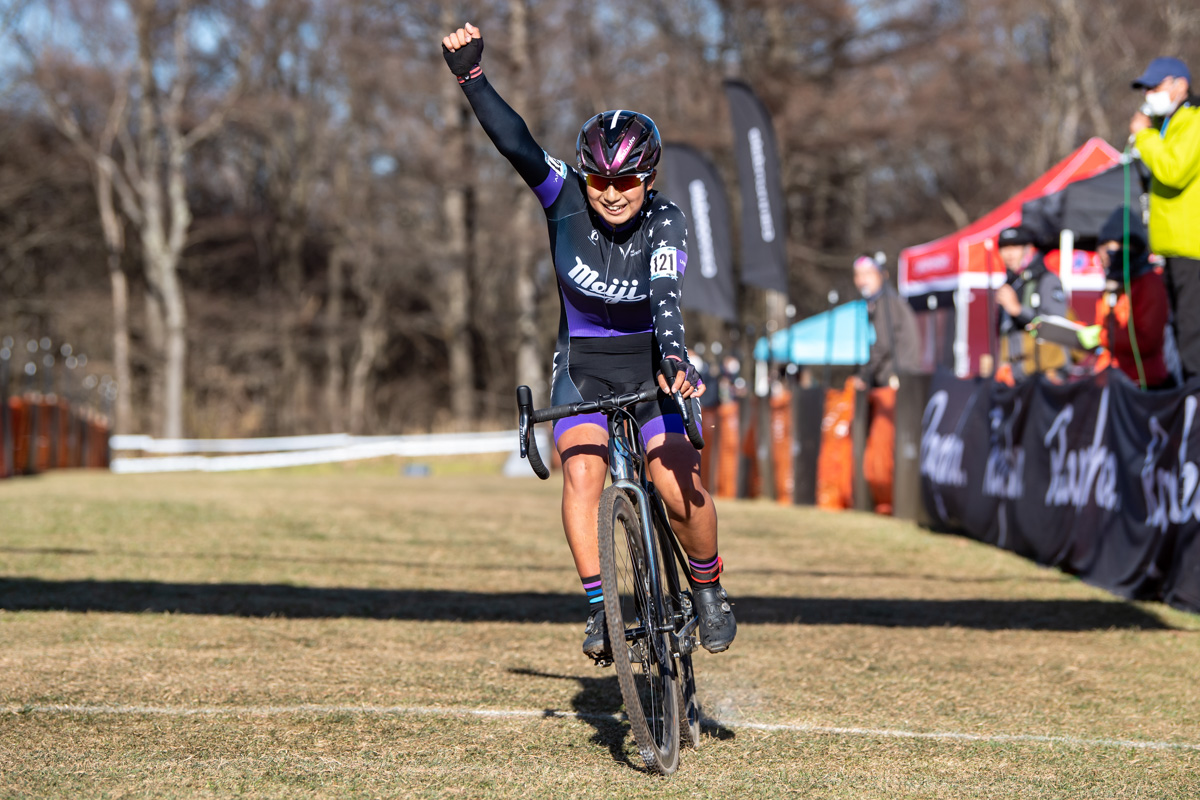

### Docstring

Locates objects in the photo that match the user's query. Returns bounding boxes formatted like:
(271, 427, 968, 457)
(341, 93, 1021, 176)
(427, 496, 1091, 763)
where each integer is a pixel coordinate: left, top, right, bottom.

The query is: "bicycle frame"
(606, 405, 698, 658)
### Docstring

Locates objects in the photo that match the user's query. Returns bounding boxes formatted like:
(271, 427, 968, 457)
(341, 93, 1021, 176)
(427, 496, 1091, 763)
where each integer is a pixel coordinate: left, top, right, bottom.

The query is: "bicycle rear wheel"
(597, 484, 680, 775)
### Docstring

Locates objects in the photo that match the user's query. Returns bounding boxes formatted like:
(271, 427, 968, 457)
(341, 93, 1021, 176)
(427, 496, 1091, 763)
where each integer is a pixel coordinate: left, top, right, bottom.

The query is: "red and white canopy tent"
(898, 137, 1123, 377)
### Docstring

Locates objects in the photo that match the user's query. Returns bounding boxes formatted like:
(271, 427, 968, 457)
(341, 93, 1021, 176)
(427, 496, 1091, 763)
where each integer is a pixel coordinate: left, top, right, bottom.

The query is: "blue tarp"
(754, 300, 873, 365)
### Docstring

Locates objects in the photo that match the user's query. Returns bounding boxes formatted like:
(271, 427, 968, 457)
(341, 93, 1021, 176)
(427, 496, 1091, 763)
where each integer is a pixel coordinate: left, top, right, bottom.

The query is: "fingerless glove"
(442, 37, 484, 80)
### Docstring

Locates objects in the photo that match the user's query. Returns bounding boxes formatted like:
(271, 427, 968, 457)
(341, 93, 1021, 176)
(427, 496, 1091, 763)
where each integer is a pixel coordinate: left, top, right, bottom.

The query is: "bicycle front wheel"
(597, 484, 680, 775)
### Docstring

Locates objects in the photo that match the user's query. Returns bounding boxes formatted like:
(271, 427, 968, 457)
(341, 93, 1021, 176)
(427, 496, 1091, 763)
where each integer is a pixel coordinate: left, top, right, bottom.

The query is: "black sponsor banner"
(723, 80, 789, 295)
(662, 143, 738, 323)
(921, 368, 1200, 612)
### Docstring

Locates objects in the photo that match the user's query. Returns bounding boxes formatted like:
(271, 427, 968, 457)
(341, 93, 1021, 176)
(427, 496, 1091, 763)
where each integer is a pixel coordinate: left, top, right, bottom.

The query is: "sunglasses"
(584, 171, 654, 193)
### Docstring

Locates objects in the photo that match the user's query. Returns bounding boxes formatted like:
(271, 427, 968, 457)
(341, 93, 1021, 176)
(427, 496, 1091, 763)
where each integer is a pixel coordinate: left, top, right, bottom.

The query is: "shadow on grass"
(0, 547, 1071, 584)
(0, 578, 1177, 630)
(506, 668, 736, 770)
(507, 668, 634, 768)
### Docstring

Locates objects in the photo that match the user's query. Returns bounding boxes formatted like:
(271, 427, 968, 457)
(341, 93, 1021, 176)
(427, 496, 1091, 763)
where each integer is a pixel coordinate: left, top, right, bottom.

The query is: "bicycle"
(516, 359, 706, 775)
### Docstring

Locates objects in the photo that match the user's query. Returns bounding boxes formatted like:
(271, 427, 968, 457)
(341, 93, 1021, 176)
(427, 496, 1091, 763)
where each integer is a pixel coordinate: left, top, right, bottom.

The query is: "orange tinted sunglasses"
(584, 171, 654, 193)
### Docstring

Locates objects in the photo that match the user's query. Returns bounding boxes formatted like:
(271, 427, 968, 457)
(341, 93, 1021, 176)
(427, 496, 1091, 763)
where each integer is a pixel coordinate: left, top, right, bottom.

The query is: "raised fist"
(441, 23, 483, 77)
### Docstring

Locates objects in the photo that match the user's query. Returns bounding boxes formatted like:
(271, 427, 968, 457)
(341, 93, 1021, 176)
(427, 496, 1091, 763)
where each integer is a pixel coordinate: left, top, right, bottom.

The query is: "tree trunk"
(323, 245, 346, 432)
(144, 283, 165, 437)
(107, 253, 133, 435)
(95, 160, 134, 436)
(440, 9, 474, 428)
(347, 273, 385, 435)
(277, 161, 311, 434)
(509, 0, 545, 406)
(160, 257, 187, 439)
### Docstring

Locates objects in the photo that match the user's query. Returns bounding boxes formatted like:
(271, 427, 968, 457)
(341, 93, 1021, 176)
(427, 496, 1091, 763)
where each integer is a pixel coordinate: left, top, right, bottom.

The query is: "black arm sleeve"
(461, 75, 551, 190)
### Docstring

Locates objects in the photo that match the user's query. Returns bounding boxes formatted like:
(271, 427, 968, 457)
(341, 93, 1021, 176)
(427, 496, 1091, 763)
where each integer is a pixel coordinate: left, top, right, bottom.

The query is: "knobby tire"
(597, 484, 680, 775)
(660, 532, 701, 750)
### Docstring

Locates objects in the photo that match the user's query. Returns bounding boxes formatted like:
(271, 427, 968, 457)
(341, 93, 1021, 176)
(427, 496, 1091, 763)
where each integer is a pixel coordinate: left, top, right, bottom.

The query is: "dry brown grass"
(2, 464, 1199, 798)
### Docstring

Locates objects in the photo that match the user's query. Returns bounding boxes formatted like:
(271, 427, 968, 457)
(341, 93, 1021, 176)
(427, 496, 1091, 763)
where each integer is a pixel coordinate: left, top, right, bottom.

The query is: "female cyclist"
(441, 22, 735, 660)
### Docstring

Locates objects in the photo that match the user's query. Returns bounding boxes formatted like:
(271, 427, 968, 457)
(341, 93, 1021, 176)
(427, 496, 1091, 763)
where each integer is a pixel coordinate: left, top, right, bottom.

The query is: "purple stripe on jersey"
(676, 251, 689, 275)
(532, 169, 564, 209)
(562, 292, 611, 337)
(562, 290, 653, 338)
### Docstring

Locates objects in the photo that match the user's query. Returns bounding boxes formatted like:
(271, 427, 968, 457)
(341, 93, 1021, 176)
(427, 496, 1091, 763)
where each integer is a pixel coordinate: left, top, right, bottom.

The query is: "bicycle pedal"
(589, 654, 613, 668)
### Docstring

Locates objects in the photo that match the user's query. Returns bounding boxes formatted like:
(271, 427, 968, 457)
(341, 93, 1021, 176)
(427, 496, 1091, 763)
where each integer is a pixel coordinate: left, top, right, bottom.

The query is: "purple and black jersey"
(461, 74, 692, 442)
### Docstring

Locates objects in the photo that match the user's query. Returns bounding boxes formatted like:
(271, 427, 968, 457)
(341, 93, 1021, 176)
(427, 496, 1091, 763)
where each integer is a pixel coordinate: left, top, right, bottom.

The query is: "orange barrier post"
(698, 407, 719, 493)
(34, 396, 53, 473)
(864, 387, 898, 514)
(87, 416, 110, 469)
(0, 398, 8, 479)
(10, 397, 29, 475)
(816, 379, 856, 510)
(716, 401, 740, 499)
(56, 398, 73, 469)
(770, 389, 793, 504)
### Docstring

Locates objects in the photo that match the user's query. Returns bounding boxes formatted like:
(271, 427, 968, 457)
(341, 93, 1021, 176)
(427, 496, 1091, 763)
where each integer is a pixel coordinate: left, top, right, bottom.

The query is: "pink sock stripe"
(582, 580, 602, 590)
(689, 557, 719, 570)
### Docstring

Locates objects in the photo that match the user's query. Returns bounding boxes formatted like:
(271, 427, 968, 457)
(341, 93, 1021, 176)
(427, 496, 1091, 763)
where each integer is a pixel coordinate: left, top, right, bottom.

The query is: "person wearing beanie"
(1130, 56, 1200, 380)
(994, 225, 1068, 381)
(1074, 207, 1174, 389)
(852, 253, 920, 391)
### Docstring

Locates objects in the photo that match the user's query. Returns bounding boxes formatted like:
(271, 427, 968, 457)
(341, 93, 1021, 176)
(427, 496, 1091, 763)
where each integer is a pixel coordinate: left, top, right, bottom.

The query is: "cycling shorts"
(552, 333, 685, 446)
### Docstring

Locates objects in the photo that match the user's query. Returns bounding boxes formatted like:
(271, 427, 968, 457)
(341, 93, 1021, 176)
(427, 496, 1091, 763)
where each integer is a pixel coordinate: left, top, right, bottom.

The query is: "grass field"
(2, 461, 1200, 798)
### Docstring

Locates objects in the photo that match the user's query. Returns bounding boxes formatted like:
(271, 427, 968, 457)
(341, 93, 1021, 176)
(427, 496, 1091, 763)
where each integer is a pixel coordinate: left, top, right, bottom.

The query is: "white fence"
(109, 430, 550, 475)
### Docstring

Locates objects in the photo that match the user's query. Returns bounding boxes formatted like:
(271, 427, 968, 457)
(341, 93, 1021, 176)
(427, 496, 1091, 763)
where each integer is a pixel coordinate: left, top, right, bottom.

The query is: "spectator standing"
(852, 254, 920, 390)
(1074, 207, 1173, 389)
(1130, 57, 1200, 381)
(994, 225, 1068, 381)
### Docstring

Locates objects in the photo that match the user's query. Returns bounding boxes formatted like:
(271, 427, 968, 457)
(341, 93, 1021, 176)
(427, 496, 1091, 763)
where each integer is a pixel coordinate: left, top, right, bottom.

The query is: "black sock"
(688, 553, 722, 587)
(581, 574, 603, 613)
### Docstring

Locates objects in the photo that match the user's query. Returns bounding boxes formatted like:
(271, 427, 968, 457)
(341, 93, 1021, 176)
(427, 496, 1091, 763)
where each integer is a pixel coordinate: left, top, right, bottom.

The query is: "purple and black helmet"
(576, 110, 662, 177)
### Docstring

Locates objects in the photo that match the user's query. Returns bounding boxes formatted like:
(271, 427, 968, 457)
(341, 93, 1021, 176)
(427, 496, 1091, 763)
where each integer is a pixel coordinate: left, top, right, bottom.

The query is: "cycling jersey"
(460, 73, 692, 442)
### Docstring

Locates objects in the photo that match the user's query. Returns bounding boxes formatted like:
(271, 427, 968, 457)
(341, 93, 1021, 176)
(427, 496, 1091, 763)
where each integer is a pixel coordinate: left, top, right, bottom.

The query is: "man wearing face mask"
(1074, 206, 1172, 389)
(1130, 57, 1200, 380)
(852, 253, 920, 391)
(994, 225, 1068, 381)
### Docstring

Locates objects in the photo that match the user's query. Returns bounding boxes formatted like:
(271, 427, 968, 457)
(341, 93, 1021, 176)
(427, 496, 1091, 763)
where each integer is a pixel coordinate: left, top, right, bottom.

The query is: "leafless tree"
(14, 0, 244, 437)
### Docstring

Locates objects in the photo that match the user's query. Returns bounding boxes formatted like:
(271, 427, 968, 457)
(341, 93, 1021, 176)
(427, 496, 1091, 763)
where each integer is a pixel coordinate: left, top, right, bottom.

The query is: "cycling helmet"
(576, 110, 662, 176)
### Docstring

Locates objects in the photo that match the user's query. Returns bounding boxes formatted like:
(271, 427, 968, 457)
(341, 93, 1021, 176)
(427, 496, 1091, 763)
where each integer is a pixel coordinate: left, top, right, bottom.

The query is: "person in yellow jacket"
(1130, 56, 1200, 380)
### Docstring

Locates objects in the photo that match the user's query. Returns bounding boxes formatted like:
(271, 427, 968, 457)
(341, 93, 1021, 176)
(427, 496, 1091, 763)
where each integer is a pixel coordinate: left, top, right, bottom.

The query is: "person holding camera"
(1130, 57, 1200, 381)
(993, 225, 1068, 381)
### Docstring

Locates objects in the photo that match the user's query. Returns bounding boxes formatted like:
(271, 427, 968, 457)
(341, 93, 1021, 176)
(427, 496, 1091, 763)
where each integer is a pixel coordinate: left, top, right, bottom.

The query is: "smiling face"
(584, 173, 653, 227)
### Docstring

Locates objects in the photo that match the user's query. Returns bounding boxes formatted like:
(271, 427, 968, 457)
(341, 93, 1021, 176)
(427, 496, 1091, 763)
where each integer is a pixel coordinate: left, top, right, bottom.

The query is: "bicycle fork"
(613, 479, 699, 661)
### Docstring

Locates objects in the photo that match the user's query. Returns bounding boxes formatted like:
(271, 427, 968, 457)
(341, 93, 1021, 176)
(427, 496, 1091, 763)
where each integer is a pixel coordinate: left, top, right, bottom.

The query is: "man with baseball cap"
(994, 224, 1067, 381)
(1130, 56, 1200, 380)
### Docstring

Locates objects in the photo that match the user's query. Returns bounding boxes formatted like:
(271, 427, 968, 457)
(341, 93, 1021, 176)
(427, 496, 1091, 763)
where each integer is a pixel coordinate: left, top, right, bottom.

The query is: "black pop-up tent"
(1019, 159, 1151, 250)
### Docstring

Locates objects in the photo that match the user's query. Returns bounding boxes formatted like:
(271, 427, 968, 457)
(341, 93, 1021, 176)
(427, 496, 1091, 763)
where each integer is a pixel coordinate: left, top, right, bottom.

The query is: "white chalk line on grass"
(7, 703, 1200, 752)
